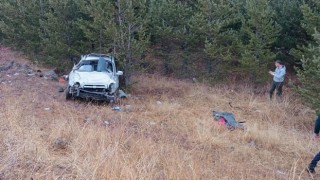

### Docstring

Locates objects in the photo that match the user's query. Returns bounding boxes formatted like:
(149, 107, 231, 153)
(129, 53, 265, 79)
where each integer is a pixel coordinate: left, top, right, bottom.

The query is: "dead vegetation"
(0, 47, 319, 179)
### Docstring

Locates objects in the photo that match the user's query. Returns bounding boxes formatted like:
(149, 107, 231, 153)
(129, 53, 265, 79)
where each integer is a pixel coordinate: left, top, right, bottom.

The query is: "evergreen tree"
(198, 0, 244, 78)
(240, 0, 281, 82)
(72, 0, 149, 87)
(290, 0, 320, 67)
(147, 0, 195, 76)
(39, 0, 85, 67)
(78, 0, 115, 53)
(0, 0, 42, 54)
(271, 0, 308, 64)
(301, 0, 320, 37)
(297, 31, 320, 111)
(111, 0, 149, 87)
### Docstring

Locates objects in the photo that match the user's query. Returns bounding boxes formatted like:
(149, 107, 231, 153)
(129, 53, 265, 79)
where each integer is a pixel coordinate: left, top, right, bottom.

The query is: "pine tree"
(297, 31, 320, 111)
(198, 0, 244, 77)
(271, 0, 307, 64)
(301, 0, 320, 37)
(240, 0, 281, 82)
(81, 0, 150, 87)
(296, 1, 320, 111)
(39, 0, 85, 67)
(113, 0, 149, 87)
(147, 0, 197, 76)
(78, 0, 115, 53)
(0, 0, 42, 54)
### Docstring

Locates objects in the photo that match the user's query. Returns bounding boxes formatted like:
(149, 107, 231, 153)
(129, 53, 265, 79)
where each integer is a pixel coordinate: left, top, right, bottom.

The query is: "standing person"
(269, 60, 286, 99)
(307, 113, 320, 174)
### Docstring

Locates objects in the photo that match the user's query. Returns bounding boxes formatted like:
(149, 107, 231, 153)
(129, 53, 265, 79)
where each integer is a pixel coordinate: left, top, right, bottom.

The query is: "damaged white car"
(65, 53, 123, 102)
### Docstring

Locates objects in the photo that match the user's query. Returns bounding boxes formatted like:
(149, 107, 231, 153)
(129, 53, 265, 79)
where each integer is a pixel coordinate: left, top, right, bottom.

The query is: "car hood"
(73, 71, 115, 87)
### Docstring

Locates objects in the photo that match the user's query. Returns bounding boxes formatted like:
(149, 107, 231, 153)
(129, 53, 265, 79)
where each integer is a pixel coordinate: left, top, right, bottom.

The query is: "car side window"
(106, 61, 113, 73)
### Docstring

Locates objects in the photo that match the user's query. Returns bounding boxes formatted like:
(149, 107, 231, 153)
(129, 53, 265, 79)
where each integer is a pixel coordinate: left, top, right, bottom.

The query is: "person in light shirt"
(269, 60, 286, 100)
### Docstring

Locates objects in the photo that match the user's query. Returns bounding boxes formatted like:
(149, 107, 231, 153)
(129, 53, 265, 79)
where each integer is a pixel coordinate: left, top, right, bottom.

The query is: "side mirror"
(116, 71, 123, 76)
(64, 75, 69, 81)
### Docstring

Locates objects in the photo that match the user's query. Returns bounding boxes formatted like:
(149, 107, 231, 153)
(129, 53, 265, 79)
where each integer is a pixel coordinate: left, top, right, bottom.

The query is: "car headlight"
(73, 82, 80, 88)
(109, 83, 115, 91)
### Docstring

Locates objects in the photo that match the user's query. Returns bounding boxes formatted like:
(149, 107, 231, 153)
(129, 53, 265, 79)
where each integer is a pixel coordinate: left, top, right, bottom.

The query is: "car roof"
(82, 53, 115, 62)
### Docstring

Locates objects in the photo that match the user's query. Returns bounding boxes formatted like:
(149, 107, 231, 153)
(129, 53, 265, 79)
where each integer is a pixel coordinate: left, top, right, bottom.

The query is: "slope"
(0, 46, 318, 179)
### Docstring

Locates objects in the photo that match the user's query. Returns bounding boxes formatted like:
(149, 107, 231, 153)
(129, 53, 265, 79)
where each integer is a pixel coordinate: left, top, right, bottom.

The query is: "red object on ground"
(218, 117, 226, 125)
(58, 76, 66, 84)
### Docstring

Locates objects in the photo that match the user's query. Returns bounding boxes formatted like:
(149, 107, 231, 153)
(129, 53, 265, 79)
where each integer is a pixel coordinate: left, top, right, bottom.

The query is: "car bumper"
(75, 89, 115, 101)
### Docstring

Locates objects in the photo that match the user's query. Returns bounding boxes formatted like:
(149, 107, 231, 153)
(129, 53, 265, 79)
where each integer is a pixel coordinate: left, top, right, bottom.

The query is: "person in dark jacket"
(269, 60, 286, 99)
(307, 113, 320, 174)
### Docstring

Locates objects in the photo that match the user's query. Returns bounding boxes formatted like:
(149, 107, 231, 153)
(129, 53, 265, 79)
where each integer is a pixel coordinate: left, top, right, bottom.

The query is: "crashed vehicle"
(65, 53, 123, 102)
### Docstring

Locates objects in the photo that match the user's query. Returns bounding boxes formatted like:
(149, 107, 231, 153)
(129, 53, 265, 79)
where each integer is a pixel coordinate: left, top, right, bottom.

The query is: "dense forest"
(0, 0, 319, 108)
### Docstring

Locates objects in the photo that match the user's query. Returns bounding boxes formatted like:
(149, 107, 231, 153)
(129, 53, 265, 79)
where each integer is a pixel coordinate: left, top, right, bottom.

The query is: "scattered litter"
(112, 106, 122, 112)
(44, 108, 50, 111)
(0, 61, 14, 72)
(149, 121, 156, 125)
(248, 140, 256, 148)
(213, 111, 245, 130)
(36, 70, 43, 77)
(276, 170, 286, 179)
(125, 105, 132, 112)
(156, 101, 162, 105)
(84, 117, 93, 124)
(27, 73, 35, 76)
(53, 138, 68, 150)
(104, 121, 110, 126)
(43, 70, 58, 80)
(13, 73, 19, 76)
(20, 64, 33, 74)
(118, 89, 127, 98)
(58, 87, 64, 92)
(6, 74, 11, 77)
(58, 76, 66, 84)
(192, 77, 198, 83)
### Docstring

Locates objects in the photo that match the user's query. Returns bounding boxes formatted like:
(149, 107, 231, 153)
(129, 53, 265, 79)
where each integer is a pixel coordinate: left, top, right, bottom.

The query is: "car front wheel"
(66, 85, 72, 100)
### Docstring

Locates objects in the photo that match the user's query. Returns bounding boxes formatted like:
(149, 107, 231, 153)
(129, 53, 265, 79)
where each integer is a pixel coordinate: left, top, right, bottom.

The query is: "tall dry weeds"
(0, 71, 319, 179)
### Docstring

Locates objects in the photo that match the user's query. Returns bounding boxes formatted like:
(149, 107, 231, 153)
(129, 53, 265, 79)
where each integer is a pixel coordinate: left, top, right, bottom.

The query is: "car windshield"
(76, 59, 113, 73)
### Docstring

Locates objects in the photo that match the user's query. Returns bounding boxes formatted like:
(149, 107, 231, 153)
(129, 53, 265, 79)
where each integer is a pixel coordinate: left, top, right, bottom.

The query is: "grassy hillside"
(0, 47, 319, 179)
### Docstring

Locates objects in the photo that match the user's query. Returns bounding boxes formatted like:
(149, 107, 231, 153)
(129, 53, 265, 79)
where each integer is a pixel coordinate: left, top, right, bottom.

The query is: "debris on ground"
(53, 138, 69, 150)
(44, 108, 50, 111)
(192, 77, 198, 83)
(84, 117, 94, 124)
(213, 111, 245, 130)
(112, 106, 122, 112)
(43, 70, 58, 81)
(19, 64, 33, 75)
(58, 87, 64, 92)
(275, 170, 286, 179)
(124, 105, 132, 112)
(104, 121, 110, 126)
(0, 61, 14, 72)
(58, 76, 67, 84)
(156, 101, 162, 105)
(248, 140, 256, 148)
(118, 89, 127, 98)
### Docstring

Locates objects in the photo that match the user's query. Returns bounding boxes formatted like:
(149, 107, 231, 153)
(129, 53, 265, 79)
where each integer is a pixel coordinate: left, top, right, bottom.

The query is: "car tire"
(66, 85, 72, 100)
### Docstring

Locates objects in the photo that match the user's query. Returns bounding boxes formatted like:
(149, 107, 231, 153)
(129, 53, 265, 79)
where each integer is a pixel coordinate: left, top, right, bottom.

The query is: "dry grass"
(0, 48, 319, 179)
